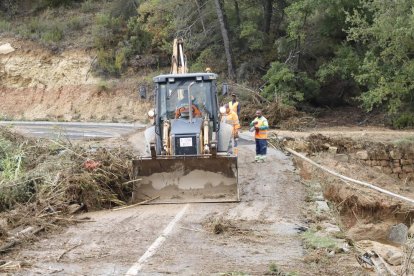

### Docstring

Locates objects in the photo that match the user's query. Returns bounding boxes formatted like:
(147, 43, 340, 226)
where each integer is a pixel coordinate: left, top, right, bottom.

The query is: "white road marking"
(125, 204, 190, 275)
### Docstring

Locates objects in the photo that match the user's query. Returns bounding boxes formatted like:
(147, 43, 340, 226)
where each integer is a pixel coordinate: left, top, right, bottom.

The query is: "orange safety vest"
(221, 110, 240, 135)
(229, 101, 239, 114)
(252, 117, 268, 139)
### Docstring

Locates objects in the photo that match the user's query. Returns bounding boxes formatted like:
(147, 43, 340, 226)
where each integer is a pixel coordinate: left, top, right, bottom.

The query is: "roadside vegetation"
(1, 0, 414, 127)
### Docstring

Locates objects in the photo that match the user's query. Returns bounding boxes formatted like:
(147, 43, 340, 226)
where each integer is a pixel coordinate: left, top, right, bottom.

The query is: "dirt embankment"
(284, 132, 414, 272)
(0, 37, 150, 122)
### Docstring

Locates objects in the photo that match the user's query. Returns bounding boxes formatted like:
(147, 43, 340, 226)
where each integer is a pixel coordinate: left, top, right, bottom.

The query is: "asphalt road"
(0, 121, 145, 140)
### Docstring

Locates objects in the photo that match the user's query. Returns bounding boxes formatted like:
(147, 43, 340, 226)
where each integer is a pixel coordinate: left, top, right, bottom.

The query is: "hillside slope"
(0, 36, 150, 122)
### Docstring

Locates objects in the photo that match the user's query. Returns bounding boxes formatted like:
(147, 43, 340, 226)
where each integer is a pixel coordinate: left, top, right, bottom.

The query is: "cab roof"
(153, 73, 217, 83)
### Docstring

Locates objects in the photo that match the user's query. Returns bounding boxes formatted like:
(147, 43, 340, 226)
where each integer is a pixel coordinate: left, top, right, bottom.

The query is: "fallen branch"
(54, 217, 95, 223)
(0, 241, 17, 253)
(112, 196, 160, 211)
(56, 242, 82, 261)
(121, 179, 142, 185)
(0, 260, 22, 272)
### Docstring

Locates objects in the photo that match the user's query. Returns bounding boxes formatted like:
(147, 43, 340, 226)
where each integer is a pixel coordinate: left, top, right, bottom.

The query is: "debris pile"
(0, 127, 133, 253)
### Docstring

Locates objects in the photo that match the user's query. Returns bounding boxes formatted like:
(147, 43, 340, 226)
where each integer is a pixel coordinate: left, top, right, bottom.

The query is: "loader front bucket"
(132, 156, 239, 204)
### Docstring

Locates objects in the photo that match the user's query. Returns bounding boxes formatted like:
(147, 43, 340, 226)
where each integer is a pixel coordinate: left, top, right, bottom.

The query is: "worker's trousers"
(255, 138, 267, 159)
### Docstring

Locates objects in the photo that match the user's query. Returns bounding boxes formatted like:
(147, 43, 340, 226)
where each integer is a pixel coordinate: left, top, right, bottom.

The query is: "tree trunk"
(214, 0, 235, 80)
(263, 0, 273, 34)
(234, 0, 241, 28)
(194, 0, 207, 35)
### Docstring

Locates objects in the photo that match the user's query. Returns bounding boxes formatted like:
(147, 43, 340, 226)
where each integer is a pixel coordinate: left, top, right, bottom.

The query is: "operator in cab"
(175, 90, 202, 119)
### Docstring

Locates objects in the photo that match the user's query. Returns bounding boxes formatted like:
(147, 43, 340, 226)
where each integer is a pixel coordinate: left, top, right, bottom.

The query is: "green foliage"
(302, 230, 337, 249)
(41, 25, 64, 42)
(40, 0, 80, 8)
(0, 20, 11, 33)
(3, 0, 414, 125)
(239, 21, 264, 51)
(190, 48, 217, 72)
(0, 138, 24, 181)
(81, 0, 97, 13)
(93, 12, 151, 76)
(110, 0, 138, 20)
(16, 18, 65, 44)
(262, 62, 319, 105)
(267, 263, 297, 276)
(346, 0, 414, 114)
(317, 45, 360, 83)
(96, 49, 118, 76)
(393, 113, 414, 129)
(67, 15, 88, 31)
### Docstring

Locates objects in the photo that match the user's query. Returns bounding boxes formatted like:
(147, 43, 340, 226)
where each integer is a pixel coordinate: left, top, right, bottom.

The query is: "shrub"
(393, 113, 414, 129)
(81, 0, 97, 12)
(67, 16, 88, 31)
(0, 20, 11, 33)
(262, 61, 319, 105)
(92, 13, 151, 76)
(41, 26, 64, 42)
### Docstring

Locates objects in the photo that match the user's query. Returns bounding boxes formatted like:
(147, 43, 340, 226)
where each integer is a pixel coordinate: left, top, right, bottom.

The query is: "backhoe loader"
(132, 38, 239, 204)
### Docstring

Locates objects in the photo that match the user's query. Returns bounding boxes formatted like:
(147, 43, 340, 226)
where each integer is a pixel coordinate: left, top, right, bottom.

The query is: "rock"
(0, 218, 8, 229)
(372, 149, 389, 159)
(382, 167, 393, 174)
(67, 203, 83, 214)
(322, 222, 341, 234)
(316, 200, 330, 212)
(380, 160, 390, 166)
(340, 243, 350, 253)
(334, 154, 349, 162)
(401, 159, 412, 165)
(327, 250, 335, 257)
(393, 159, 401, 166)
(403, 165, 413, 173)
(408, 223, 414, 237)
(356, 240, 403, 265)
(385, 249, 403, 266)
(373, 166, 383, 171)
(388, 223, 408, 245)
(328, 146, 338, 154)
(313, 192, 324, 201)
(392, 166, 402, 174)
(0, 43, 15, 55)
(390, 149, 403, 160)
(356, 150, 369, 160)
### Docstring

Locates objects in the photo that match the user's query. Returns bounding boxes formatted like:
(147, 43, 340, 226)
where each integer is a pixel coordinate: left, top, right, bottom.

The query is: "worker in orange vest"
(229, 93, 240, 117)
(221, 104, 240, 155)
(250, 110, 268, 162)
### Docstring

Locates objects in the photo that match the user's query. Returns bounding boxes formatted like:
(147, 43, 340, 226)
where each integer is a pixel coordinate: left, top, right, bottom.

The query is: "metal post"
(188, 82, 195, 123)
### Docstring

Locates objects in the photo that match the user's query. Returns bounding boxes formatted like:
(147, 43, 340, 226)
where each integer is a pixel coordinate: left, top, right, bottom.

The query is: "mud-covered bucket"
(132, 155, 238, 204)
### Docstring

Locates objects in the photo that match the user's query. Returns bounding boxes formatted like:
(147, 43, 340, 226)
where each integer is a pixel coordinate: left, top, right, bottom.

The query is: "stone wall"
(356, 147, 414, 180)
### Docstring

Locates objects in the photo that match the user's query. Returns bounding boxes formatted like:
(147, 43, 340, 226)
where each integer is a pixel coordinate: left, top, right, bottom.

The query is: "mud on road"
(10, 142, 307, 275)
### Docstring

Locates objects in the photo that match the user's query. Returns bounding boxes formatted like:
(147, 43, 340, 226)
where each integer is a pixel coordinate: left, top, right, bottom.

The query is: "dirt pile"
(0, 127, 134, 253)
(0, 37, 150, 122)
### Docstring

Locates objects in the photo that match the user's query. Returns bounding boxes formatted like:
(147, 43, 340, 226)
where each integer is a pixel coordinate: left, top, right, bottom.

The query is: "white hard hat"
(219, 106, 226, 114)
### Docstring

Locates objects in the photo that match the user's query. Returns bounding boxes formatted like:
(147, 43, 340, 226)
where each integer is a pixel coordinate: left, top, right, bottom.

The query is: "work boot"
(258, 155, 266, 163)
(252, 155, 260, 163)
